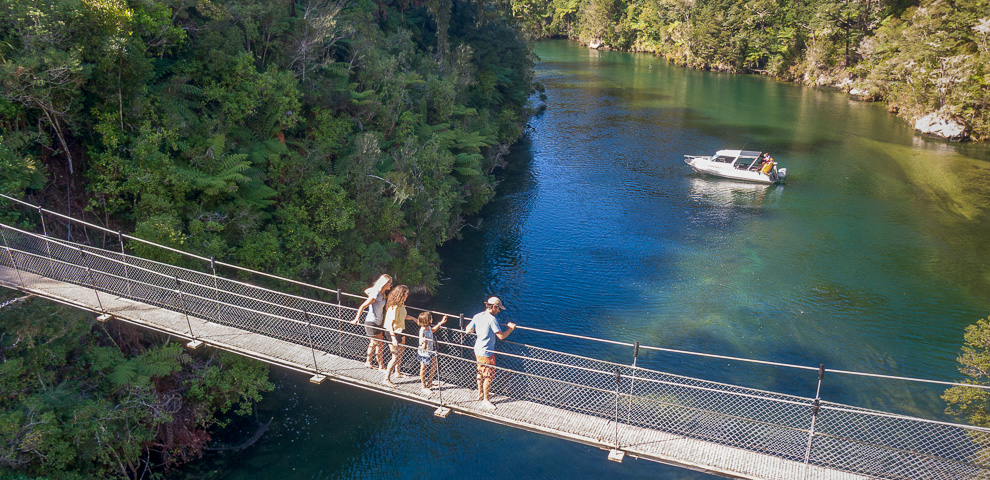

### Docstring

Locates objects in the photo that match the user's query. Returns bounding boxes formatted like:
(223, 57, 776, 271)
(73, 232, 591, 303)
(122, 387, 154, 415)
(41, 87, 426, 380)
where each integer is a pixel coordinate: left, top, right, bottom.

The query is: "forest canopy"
(0, 293, 274, 478)
(0, 0, 537, 293)
(0, 0, 534, 477)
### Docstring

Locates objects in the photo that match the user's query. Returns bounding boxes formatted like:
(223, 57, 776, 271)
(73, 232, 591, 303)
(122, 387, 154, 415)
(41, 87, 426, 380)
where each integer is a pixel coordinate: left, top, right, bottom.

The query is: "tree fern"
(347, 83, 377, 106)
(100, 343, 186, 390)
(418, 122, 451, 139)
(438, 129, 495, 153)
(242, 137, 287, 166)
(321, 61, 352, 79)
(88, 346, 124, 372)
(152, 77, 204, 131)
(238, 169, 278, 208)
(452, 105, 477, 117)
(177, 152, 251, 196)
(107, 360, 140, 388)
(228, 125, 259, 147)
(453, 152, 483, 177)
(139, 343, 185, 377)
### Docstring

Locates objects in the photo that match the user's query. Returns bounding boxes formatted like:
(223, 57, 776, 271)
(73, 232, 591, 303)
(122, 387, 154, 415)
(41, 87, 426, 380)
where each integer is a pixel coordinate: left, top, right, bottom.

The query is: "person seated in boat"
(760, 154, 774, 175)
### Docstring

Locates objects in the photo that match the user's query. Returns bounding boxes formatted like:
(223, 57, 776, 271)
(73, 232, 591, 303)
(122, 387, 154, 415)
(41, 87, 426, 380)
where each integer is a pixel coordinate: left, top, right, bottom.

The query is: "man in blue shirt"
(465, 296, 516, 410)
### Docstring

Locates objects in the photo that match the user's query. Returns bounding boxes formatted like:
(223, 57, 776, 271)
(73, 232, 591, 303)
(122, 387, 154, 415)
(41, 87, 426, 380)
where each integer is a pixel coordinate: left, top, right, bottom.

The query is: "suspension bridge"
(2, 194, 989, 480)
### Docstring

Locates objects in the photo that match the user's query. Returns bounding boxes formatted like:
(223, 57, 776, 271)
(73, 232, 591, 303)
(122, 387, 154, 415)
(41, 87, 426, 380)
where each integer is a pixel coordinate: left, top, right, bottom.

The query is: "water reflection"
(686, 177, 783, 210)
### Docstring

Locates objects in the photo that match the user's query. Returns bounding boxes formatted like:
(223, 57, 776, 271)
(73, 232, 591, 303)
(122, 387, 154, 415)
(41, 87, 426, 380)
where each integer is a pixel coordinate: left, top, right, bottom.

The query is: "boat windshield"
(713, 155, 735, 163)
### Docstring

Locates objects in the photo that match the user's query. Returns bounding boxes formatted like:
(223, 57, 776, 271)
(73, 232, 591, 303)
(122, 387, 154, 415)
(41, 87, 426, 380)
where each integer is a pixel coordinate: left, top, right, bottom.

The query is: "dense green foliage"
(0, 292, 274, 478)
(944, 317, 990, 427)
(0, 0, 535, 292)
(511, 0, 990, 140)
(1, 0, 533, 477)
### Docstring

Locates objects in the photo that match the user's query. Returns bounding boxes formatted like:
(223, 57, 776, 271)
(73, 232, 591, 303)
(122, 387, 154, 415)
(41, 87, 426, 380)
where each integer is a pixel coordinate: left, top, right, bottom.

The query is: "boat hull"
(684, 156, 784, 184)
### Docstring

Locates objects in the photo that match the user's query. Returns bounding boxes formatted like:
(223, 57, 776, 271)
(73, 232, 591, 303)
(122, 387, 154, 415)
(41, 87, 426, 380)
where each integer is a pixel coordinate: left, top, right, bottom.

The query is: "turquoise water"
(176, 40, 990, 479)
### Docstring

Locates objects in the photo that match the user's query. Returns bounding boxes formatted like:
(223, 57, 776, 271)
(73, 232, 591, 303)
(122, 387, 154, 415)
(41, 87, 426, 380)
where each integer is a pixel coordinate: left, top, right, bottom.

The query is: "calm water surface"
(177, 40, 990, 479)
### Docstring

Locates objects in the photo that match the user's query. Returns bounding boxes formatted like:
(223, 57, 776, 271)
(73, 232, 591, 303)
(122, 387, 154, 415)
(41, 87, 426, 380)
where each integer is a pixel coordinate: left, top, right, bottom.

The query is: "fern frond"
(453, 153, 483, 177)
(89, 346, 124, 372)
(229, 126, 258, 145)
(348, 84, 377, 106)
(239, 181, 277, 208)
(453, 105, 478, 117)
(177, 82, 204, 98)
(322, 61, 352, 79)
(447, 130, 496, 153)
(108, 360, 139, 388)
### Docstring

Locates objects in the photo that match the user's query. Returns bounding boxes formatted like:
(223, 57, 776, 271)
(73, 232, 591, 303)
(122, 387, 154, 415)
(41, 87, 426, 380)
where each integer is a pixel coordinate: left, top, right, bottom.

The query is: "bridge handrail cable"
(0, 224, 860, 428)
(2, 231, 820, 411)
(11, 226, 958, 414)
(1, 220, 365, 317)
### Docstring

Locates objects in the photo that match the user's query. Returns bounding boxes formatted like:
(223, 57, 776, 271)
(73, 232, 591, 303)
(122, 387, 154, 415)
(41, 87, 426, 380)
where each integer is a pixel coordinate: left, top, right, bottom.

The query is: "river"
(175, 40, 990, 479)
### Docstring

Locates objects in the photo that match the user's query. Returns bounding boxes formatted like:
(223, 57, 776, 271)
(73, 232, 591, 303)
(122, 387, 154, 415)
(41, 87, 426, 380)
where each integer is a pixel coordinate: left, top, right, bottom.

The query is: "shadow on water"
(680, 108, 840, 156)
(177, 367, 707, 480)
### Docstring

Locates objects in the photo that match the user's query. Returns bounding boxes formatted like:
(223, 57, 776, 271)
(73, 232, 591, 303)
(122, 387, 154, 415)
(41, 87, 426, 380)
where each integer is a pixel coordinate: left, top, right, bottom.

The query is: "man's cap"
(486, 296, 505, 308)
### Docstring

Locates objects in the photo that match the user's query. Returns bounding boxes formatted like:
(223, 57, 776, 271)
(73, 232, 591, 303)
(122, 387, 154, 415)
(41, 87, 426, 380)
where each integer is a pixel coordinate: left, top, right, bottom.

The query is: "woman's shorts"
(364, 323, 383, 337)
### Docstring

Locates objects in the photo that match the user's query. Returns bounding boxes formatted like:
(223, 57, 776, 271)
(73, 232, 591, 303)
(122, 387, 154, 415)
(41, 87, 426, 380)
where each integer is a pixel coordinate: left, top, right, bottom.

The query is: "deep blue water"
(175, 40, 990, 479)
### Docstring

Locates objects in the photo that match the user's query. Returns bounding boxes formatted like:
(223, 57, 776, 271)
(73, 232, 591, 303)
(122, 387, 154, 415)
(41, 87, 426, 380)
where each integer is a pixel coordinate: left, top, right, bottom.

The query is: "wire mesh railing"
(3, 196, 990, 480)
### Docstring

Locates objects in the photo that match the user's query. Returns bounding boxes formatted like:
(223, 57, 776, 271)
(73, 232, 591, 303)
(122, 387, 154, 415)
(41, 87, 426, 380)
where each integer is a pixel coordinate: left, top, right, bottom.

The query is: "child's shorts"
(417, 351, 435, 365)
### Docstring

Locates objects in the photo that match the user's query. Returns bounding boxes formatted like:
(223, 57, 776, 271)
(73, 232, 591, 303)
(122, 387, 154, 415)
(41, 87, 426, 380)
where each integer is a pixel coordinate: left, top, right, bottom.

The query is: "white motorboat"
(684, 149, 787, 184)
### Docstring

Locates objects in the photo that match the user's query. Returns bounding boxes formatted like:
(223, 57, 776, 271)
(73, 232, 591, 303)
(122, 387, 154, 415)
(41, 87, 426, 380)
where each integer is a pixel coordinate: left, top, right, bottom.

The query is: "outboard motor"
(777, 168, 787, 179)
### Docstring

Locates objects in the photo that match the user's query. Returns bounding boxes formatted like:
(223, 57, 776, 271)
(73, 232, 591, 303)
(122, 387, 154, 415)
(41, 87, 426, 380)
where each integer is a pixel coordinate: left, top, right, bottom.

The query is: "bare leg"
(476, 372, 484, 400)
(394, 344, 406, 378)
(385, 344, 398, 385)
(365, 339, 375, 367)
(427, 358, 437, 386)
(420, 362, 428, 389)
(481, 378, 495, 409)
(373, 339, 386, 370)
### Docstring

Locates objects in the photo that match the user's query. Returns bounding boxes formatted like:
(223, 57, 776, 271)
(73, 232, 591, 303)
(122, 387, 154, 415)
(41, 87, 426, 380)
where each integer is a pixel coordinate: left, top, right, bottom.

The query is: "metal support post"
(305, 309, 327, 383)
(39, 206, 55, 276)
(326, 288, 341, 355)
(78, 247, 106, 314)
(117, 231, 133, 299)
(1, 227, 25, 287)
(210, 257, 221, 324)
(610, 367, 625, 462)
(627, 341, 639, 423)
(434, 351, 450, 418)
(305, 309, 319, 371)
(802, 364, 826, 478)
(175, 277, 195, 338)
(38, 206, 47, 236)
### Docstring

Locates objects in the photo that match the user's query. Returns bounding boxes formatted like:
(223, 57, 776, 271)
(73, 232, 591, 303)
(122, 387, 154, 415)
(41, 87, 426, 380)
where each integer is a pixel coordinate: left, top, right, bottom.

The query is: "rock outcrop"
(914, 113, 968, 141)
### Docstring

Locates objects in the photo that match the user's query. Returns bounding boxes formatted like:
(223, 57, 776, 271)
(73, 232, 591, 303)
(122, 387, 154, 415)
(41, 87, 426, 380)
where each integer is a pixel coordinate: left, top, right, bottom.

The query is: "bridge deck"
(1, 265, 865, 480)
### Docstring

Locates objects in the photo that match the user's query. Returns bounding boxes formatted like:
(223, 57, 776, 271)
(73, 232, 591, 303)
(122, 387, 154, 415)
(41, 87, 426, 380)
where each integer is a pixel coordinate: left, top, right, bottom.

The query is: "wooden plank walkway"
(0, 264, 868, 480)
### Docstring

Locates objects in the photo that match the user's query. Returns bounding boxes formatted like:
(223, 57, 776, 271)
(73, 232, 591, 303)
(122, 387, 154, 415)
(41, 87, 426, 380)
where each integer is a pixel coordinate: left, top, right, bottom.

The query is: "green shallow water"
(174, 40, 990, 479)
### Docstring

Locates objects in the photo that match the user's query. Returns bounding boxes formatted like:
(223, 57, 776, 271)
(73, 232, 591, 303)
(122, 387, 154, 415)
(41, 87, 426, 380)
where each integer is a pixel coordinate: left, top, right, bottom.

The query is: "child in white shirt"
(416, 312, 447, 393)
